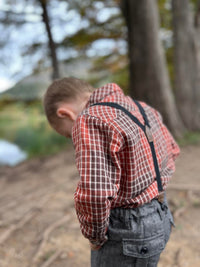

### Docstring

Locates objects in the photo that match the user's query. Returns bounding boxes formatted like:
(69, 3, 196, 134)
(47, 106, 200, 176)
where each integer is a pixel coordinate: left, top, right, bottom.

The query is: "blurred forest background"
(0, 0, 200, 162)
(0, 1, 200, 267)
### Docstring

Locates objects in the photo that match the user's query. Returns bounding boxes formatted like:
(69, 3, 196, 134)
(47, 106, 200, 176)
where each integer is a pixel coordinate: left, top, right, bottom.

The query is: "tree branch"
(32, 215, 70, 263)
(40, 250, 63, 267)
(0, 210, 37, 245)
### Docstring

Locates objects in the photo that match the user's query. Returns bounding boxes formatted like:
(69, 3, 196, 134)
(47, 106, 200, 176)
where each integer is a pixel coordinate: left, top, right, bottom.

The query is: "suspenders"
(91, 101, 163, 193)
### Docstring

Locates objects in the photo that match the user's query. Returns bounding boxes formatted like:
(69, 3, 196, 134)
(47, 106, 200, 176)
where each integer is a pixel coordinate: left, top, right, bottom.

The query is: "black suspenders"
(91, 101, 163, 193)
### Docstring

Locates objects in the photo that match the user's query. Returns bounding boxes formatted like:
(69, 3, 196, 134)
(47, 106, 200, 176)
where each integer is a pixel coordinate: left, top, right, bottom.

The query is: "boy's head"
(43, 77, 95, 137)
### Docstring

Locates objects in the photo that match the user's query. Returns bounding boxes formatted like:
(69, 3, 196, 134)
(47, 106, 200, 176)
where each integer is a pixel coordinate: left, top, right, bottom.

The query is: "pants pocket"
(122, 233, 165, 259)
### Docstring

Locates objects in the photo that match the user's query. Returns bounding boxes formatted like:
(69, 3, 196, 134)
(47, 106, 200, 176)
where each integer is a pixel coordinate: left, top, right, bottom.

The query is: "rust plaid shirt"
(72, 83, 180, 246)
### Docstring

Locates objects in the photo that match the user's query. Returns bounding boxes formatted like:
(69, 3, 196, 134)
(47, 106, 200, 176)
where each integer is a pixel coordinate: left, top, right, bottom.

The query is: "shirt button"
(140, 246, 149, 255)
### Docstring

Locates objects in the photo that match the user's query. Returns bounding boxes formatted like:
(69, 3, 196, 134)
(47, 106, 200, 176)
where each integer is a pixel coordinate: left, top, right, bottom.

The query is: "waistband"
(110, 192, 167, 219)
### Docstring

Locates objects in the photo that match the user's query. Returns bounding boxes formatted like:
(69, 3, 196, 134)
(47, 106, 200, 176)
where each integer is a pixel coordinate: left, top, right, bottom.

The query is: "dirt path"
(0, 144, 200, 267)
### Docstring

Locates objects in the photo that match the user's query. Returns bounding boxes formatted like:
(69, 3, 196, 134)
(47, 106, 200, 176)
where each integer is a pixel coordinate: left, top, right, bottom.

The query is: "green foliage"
(166, 47, 175, 88)
(177, 131, 200, 146)
(108, 67, 129, 94)
(158, 0, 172, 30)
(89, 54, 129, 93)
(61, 15, 124, 52)
(0, 100, 69, 158)
(190, 0, 200, 10)
(63, 28, 121, 50)
(0, 81, 48, 101)
(14, 123, 67, 157)
(158, 0, 176, 89)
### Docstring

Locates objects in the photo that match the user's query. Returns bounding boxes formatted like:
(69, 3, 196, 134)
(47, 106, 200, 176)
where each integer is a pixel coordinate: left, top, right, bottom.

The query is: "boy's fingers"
(89, 242, 101, 251)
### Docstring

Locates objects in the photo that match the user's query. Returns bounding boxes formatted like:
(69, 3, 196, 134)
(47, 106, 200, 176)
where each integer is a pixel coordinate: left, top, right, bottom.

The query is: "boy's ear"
(56, 107, 76, 121)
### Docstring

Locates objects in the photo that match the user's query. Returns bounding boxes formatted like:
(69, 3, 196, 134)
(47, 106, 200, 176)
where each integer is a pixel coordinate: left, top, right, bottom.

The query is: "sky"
(0, 0, 171, 93)
(0, 78, 14, 92)
(0, 0, 121, 92)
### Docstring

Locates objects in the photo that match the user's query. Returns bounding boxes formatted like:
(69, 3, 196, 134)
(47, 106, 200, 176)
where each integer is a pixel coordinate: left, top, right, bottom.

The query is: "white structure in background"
(0, 140, 27, 166)
(0, 78, 14, 93)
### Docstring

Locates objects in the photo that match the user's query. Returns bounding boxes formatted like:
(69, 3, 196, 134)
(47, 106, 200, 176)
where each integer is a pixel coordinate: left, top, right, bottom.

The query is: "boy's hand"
(89, 235, 108, 250)
(89, 241, 102, 251)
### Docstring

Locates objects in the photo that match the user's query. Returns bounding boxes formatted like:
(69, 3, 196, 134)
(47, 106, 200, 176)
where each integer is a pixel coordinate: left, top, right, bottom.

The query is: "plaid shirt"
(72, 83, 180, 246)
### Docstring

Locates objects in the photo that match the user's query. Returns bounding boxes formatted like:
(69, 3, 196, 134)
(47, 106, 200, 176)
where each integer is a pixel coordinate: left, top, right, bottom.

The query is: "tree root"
(32, 215, 70, 263)
(0, 193, 51, 245)
(174, 248, 181, 267)
(0, 194, 51, 227)
(40, 250, 63, 267)
(0, 209, 37, 245)
(168, 184, 200, 191)
(174, 206, 186, 219)
(0, 181, 58, 213)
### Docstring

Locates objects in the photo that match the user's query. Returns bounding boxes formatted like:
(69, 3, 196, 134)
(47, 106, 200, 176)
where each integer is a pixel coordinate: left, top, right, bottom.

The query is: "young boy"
(43, 77, 180, 267)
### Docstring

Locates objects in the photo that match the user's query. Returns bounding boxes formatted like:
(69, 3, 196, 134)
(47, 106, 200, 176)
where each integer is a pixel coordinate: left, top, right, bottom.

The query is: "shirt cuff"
(89, 235, 108, 247)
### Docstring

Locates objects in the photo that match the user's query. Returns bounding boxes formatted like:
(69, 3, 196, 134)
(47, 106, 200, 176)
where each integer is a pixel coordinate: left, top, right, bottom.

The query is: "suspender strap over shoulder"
(91, 101, 163, 193)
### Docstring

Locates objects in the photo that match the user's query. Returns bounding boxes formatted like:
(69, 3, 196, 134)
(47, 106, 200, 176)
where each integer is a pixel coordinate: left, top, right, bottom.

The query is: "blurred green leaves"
(0, 101, 68, 158)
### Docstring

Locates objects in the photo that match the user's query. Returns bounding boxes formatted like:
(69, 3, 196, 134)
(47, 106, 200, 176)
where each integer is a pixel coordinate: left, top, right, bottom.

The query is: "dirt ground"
(0, 143, 200, 267)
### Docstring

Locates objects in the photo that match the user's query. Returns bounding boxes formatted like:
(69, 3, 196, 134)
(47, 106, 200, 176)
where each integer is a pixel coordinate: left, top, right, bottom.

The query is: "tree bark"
(39, 0, 60, 80)
(172, 0, 200, 130)
(120, 0, 185, 137)
(194, 2, 200, 125)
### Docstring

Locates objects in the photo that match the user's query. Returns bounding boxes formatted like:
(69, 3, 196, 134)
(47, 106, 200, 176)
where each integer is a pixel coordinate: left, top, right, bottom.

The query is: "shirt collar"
(86, 83, 124, 108)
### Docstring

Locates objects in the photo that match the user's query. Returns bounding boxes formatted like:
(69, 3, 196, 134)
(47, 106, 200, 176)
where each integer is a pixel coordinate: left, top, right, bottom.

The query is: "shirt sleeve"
(72, 115, 123, 246)
(154, 109, 180, 186)
(155, 109, 180, 161)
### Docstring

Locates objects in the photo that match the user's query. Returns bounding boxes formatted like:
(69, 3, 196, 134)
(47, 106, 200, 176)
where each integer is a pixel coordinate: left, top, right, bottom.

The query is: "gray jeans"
(91, 196, 174, 267)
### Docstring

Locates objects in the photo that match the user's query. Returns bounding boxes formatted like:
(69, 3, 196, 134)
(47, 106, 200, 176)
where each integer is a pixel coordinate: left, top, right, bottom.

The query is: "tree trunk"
(120, 0, 185, 137)
(39, 0, 60, 80)
(172, 0, 200, 130)
(194, 3, 200, 126)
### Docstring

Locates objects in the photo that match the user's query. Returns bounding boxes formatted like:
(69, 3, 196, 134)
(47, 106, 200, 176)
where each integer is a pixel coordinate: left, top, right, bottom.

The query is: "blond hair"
(43, 77, 95, 124)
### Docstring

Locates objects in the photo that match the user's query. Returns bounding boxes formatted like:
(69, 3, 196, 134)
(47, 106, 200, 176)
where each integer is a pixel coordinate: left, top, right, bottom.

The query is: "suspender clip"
(145, 125, 154, 143)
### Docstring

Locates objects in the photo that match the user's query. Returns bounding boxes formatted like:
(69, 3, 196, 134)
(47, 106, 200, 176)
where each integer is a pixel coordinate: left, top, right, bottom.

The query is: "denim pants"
(91, 196, 174, 267)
